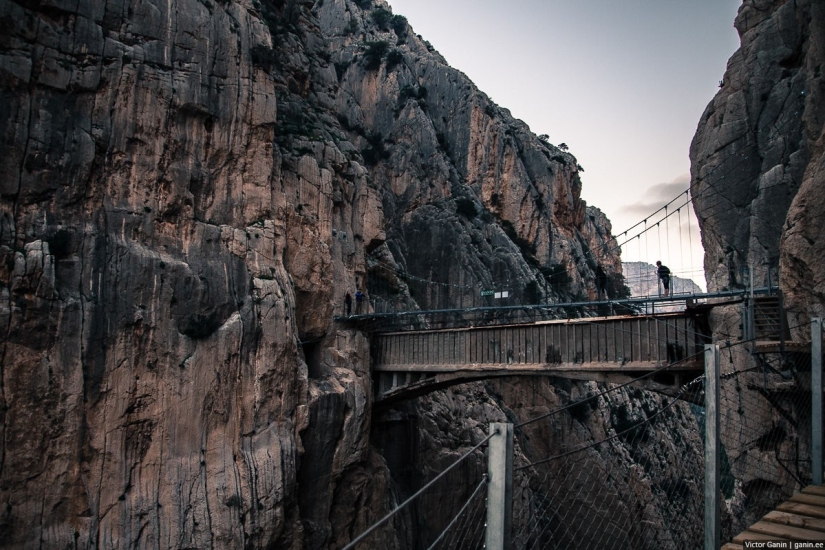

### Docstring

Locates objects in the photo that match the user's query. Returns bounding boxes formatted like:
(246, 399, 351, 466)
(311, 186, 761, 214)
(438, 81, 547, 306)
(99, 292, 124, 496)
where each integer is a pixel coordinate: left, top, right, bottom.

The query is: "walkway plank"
(789, 493, 825, 507)
(777, 501, 825, 520)
(732, 529, 789, 543)
(728, 486, 825, 546)
(803, 485, 825, 497)
(763, 510, 825, 532)
(747, 519, 825, 540)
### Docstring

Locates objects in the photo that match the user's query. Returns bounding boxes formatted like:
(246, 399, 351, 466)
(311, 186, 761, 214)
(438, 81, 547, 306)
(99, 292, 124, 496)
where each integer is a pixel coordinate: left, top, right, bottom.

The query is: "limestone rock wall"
(0, 0, 388, 547)
(690, 0, 825, 536)
(0, 0, 635, 548)
(316, 0, 623, 310)
(690, 0, 825, 325)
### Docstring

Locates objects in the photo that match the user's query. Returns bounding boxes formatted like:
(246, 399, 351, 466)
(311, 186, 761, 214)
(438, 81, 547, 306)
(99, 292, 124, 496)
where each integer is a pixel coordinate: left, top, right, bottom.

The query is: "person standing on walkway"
(595, 265, 607, 301)
(656, 261, 671, 297)
(345, 292, 352, 316)
(355, 290, 364, 314)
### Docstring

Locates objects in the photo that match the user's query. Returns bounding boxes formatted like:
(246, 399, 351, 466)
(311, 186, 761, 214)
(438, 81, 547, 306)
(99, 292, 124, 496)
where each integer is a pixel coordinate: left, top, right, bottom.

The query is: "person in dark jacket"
(595, 265, 607, 301)
(345, 292, 352, 316)
(656, 261, 671, 297)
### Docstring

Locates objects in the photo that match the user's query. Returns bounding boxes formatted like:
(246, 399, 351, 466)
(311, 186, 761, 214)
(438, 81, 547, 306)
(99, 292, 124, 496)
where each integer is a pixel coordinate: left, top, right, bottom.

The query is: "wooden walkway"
(723, 485, 825, 549)
(372, 312, 709, 404)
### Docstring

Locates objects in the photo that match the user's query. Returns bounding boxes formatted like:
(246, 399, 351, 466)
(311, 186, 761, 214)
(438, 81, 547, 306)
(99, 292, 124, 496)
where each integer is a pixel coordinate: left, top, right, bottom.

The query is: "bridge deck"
(372, 312, 709, 404)
(374, 313, 707, 371)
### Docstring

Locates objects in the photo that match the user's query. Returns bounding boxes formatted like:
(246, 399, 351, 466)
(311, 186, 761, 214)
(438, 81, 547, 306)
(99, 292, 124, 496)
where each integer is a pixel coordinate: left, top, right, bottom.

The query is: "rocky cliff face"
(690, 0, 825, 536)
(0, 0, 676, 548)
(690, 0, 825, 327)
(313, 0, 624, 311)
(0, 0, 379, 546)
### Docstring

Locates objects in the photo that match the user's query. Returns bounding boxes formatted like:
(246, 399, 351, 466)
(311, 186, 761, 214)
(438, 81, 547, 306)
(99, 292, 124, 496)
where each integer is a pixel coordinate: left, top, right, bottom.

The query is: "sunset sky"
(386, 0, 743, 288)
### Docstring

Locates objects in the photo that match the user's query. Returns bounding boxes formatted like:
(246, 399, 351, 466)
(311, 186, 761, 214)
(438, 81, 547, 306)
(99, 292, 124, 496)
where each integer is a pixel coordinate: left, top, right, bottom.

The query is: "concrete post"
(813, 318, 822, 485)
(486, 422, 513, 550)
(705, 344, 721, 550)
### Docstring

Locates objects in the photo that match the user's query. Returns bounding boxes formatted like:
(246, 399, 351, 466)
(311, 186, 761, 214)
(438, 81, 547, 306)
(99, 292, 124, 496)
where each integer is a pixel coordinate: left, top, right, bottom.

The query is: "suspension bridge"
(331, 114, 818, 549)
(334, 287, 779, 406)
(371, 310, 708, 405)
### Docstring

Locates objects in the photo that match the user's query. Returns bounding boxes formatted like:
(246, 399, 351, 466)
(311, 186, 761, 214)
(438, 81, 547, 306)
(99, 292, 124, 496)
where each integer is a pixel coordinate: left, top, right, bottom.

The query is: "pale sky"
(386, 0, 742, 288)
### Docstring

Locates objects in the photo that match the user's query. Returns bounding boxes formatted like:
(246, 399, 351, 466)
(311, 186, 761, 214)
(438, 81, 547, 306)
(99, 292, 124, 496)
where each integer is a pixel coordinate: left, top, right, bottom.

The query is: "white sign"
(494, 291, 509, 299)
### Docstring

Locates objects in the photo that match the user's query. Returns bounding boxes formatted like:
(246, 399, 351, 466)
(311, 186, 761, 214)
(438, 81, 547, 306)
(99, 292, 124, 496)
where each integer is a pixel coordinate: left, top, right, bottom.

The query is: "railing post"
(705, 344, 721, 550)
(486, 422, 513, 550)
(779, 289, 786, 353)
(750, 262, 756, 352)
(813, 318, 822, 485)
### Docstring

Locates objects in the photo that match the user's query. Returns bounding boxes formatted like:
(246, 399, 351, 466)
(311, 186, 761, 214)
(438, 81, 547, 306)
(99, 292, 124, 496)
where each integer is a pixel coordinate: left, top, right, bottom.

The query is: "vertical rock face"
(690, 0, 825, 536)
(0, 0, 359, 547)
(313, 0, 624, 310)
(690, 0, 825, 323)
(0, 0, 648, 548)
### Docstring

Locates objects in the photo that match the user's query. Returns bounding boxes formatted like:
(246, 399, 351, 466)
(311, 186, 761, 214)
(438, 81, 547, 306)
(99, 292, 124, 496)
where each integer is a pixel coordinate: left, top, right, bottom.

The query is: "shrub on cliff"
(391, 14, 408, 36)
(607, 272, 631, 299)
(386, 50, 404, 72)
(371, 8, 392, 30)
(363, 41, 389, 70)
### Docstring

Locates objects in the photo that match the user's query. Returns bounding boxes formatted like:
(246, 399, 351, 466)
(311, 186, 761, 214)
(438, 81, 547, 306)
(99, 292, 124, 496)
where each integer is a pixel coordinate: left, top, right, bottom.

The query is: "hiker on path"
(656, 261, 671, 297)
(595, 265, 607, 301)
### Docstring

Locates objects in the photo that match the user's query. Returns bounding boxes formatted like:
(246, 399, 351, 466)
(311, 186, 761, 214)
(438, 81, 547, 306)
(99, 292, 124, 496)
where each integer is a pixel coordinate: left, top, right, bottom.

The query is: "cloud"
(618, 174, 691, 218)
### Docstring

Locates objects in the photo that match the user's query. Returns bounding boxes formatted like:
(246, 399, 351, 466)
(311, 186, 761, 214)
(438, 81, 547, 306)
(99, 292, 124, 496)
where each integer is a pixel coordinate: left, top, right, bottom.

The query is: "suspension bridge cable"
(341, 431, 496, 550)
(516, 380, 694, 471)
(515, 348, 705, 430)
(644, 219, 649, 270)
(657, 222, 662, 264)
(665, 205, 670, 265)
(425, 475, 488, 550)
(614, 192, 691, 238)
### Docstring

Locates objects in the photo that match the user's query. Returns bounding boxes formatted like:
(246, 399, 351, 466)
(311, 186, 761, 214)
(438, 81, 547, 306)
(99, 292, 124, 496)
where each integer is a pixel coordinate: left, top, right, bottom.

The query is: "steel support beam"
(486, 423, 513, 550)
(813, 318, 822, 485)
(705, 344, 721, 550)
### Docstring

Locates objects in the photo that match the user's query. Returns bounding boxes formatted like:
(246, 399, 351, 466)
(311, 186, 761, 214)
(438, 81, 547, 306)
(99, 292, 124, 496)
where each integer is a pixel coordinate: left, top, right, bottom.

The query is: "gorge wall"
(1, 0, 702, 548)
(690, 0, 825, 536)
(691, 0, 825, 327)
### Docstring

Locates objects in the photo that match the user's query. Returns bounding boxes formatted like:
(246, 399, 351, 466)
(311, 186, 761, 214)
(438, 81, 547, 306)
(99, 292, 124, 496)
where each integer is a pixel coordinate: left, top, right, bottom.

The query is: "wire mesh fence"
(426, 476, 488, 550)
(503, 318, 819, 549)
(347, 301, 820, 548)
(716, 330, 814, 540)
(510, 368, 706, 550)
(344, 431, 491, 550)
